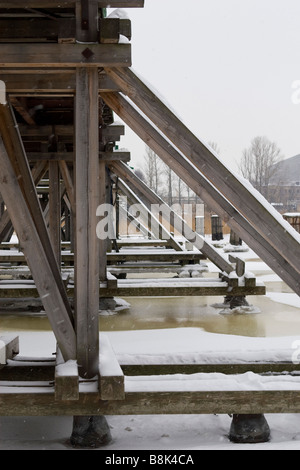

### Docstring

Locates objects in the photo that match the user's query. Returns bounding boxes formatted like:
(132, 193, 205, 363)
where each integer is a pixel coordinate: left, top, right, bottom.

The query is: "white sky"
(108, 0, 300, 173)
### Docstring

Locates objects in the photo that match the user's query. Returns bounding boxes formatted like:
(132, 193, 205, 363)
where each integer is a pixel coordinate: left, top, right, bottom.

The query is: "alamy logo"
(0, 80, 6, 105)
(96, 196, 203, 244)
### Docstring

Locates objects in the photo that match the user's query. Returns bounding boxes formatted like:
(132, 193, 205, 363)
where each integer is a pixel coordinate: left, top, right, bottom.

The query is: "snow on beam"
(55, 347, 79, 401)
(99, 334, 125, 401)
(0, 335, 19, 366)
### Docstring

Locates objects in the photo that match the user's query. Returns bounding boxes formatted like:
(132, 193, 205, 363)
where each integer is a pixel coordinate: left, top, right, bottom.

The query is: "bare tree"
(239, 136, 283, 198)
(143, 145, 163, 195)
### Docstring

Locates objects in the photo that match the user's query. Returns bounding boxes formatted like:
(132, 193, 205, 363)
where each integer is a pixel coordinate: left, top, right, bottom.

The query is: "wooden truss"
(0, 0, 299, 440)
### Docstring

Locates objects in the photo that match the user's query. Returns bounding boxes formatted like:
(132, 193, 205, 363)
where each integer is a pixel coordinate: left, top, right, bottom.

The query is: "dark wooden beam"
(0, 44, 131, 67)
(0, 0, 144, 6)
(1, 72, 119, 93)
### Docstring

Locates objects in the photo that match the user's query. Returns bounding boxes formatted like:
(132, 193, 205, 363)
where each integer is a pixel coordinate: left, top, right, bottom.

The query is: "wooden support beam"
(55, 347, 79, 401)
(99, 151, 130, 162)
(105, 67, 300, 278)
(99, 18, 131, 44)
(27, 152, 74, 162)
(74, 67, 99, 379)
(49, 161, 61, 264)
(99, 334, 124, 401)
(0, 102, 73, 319)
(0, 0, 144, 6)
(110, 161, 233, 274)
(0, 18, 76, 43)
(59, 160, 75, 210)
(1, 72, 120, 93)
(101, 91, 300, 295)
(0, 44, 131, 67)
(0, 136, 76, 360)
(1, 388, 300, 416)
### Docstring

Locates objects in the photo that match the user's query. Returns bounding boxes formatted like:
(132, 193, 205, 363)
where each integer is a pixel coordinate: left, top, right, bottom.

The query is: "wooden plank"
(1, 389, 300, 416)
(101, 92, 300, 296)
(55, 347, 79, 401)
(74, 67, 99, 379)
(0, 136, 76, 361)
(0, 277, 265, 298)
(0, 44, 131, 67)
(105, 67, 300, 279)
(99, 334, 124, 400)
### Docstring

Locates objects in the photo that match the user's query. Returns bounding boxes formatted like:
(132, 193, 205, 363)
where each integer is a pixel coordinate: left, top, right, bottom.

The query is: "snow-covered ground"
(1, 237, 300, 450)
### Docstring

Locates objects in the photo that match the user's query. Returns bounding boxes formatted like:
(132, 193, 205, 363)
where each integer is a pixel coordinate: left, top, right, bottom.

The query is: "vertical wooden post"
(49, 161, 61, 265)
(75, 67, 99, 379)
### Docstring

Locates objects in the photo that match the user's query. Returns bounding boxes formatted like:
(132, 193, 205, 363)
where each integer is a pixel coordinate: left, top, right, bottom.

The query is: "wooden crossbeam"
(1, 72, 119, 93)
(1, 388, 300, 416)
(101, 91, 300, 296)
(0, 44, 131, 67)
(104, 67, 300, 280)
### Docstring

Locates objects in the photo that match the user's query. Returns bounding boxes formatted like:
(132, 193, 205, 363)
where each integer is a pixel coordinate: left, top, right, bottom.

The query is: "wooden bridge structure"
(0, 0, 300, 446)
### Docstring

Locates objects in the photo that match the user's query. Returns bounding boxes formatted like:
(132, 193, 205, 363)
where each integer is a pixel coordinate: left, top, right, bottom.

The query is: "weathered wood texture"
(0, 102, 73, 319)
(1, 72, 120, 93)
(104, 67, 300, 282)
(0, 136, 76, 360)
(1, 389, 300, 416)
(0, 44, 131, 67)
(101, 91, 300, 296)
(99, 335, 124, 400)
(74, 67, 99, 379)
(55, 348, 79, 401)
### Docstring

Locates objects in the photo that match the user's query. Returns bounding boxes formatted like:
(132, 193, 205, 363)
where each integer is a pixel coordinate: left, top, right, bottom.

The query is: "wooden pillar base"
(229, 414, 270, 444)
(70, 415, 112, 448)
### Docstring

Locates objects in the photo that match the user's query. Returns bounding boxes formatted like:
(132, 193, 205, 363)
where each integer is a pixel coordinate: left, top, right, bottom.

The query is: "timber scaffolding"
(0, 0, 300, 446)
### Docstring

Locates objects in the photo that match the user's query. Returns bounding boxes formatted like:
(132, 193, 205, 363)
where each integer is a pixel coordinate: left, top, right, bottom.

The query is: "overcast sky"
(107, 0, 300, 173)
